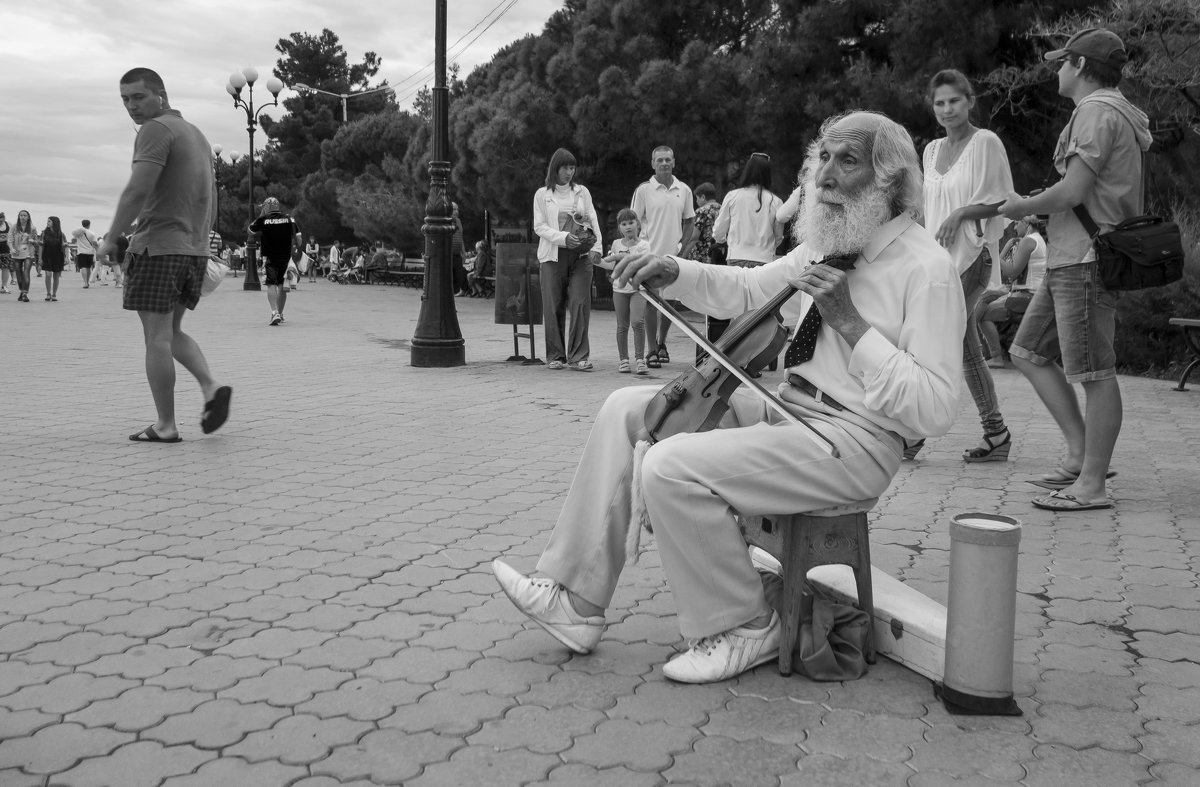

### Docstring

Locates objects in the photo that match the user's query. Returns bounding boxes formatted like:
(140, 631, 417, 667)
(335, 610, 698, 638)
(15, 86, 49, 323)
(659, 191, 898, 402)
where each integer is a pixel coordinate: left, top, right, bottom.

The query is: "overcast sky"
(1, 0, 564, 236)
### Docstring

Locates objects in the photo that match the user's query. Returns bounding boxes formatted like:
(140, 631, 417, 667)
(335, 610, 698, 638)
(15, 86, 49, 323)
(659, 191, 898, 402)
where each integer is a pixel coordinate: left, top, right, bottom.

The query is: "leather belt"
(787, 374, 846, 411)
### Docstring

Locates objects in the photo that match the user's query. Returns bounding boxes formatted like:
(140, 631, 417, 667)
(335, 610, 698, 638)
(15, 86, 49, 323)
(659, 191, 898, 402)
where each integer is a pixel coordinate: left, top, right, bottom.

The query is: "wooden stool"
(740, 499, 877, 676)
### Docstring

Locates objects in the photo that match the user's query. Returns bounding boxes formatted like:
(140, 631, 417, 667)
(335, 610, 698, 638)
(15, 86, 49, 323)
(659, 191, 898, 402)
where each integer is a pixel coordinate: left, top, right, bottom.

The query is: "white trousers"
(537, 385, 902, 639)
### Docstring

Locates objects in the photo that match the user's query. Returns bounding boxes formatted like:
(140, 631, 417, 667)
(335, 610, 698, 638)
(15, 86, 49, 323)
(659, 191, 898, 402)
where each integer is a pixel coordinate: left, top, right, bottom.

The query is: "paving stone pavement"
(1, 276, 1197, 786)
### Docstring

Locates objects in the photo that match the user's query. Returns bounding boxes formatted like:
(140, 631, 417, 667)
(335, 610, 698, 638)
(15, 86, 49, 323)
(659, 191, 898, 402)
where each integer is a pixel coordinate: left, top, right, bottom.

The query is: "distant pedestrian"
(631, 145, 696, 367)
(0, 211, 11, 294)
(713, 153, 783, 269)
(72, 219, 100, 289)
(689, 183, 722, 266)
(533, 147, 602, 371)
(8, 209, 37, 302)
(451, 203, 469, 296)
(326, 240, 341, 277)
(248, 197, 301, 325)
(98, 67, 231, 443)
(109, 232, 130, 287)
(39, 216, 68, 301)
(305, 236, 320, 282)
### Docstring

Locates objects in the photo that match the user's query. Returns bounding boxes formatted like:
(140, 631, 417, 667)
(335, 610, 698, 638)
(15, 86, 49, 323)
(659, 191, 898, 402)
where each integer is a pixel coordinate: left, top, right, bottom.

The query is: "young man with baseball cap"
(1000, 28, 1152, 511)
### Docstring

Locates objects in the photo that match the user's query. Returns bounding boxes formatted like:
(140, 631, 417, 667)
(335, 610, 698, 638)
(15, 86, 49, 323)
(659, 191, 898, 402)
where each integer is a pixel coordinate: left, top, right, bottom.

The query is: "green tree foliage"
(314, 111, 427, 249)
(257, 28, 392, 229)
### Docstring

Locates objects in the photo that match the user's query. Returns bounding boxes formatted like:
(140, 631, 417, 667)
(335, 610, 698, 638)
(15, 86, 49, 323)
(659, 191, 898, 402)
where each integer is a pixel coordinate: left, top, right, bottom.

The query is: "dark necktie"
(783, 253, 858, 368)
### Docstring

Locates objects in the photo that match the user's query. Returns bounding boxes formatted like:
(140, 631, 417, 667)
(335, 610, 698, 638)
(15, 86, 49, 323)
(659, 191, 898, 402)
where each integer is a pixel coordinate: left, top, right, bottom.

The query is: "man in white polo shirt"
(631, 145, 696, 367)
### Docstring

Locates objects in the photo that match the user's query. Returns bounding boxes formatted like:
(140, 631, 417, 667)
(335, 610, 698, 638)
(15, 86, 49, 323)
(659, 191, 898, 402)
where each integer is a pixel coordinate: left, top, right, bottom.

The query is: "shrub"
(1113, 202, 1200, 377)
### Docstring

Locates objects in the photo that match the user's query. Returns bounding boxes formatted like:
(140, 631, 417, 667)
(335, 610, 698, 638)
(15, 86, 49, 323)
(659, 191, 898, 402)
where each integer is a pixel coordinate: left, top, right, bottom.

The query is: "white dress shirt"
(662, 214, 965, 440)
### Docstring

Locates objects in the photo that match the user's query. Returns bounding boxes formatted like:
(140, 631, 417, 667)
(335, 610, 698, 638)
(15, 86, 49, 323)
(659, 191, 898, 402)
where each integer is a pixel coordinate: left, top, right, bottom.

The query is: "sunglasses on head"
(750, 152, 771, 161)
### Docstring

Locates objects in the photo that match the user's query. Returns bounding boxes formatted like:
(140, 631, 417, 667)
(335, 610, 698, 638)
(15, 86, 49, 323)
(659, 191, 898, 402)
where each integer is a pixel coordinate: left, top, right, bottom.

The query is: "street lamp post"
(411, 0, 465, 367)
(292, 82, 395, 123)
(211, 143, 222, 245)
(225, 66, 284, 292)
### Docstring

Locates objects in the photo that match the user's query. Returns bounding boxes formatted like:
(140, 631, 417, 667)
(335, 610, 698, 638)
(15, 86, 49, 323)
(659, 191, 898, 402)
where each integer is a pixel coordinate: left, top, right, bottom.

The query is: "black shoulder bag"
(1073, 205, 1184, 291)
(1060, 108, 1184, 291)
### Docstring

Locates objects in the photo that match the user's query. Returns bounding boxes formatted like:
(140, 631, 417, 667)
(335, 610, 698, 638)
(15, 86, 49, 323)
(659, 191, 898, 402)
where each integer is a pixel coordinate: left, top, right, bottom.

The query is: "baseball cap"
(262, 197, 281, 213)
(1043, 28, 1128, 69)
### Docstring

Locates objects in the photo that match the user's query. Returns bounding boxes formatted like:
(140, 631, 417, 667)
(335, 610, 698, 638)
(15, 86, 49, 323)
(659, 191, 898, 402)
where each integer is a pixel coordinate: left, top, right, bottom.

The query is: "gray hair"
(808, 111, 924, 220)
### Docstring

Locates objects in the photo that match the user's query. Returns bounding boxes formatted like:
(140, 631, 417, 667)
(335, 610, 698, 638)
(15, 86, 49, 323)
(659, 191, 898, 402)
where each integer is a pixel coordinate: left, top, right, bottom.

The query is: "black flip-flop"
(201, 386, 233, 434)
(129, 426, 182, 443)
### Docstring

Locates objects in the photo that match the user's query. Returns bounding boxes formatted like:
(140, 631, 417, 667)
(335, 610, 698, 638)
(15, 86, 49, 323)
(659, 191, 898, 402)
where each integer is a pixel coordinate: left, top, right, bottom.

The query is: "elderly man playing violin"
(493, 111, 966, 684)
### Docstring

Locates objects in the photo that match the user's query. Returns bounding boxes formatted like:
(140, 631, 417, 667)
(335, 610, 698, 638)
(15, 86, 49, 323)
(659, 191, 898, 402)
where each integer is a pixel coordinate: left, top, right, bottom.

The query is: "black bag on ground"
(1074, 207, 1184, 291)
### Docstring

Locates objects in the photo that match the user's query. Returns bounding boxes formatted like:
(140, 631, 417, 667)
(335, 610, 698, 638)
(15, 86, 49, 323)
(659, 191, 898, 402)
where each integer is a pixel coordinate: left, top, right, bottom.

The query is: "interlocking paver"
(51, 740, 214, 787)
(379, 688, 510, 735)
(0, 707, 57, 741)
(910, 724, 1034, 781)
(564, 718, 695, 770)
(1022, 742, 1154, 786)
(66, 684, 209, 732)
(3, 282, 1196, 787)
(225, 713, 373, 765)
(0, 620, 79, 654)
(0, 661, 70, 698)
(146, 653, 275, 692)
(700, 698, 822, 749)
(664, 735, 803, 787)
(407, 746, 560, 787)
(218, 664, 352, 706)
(1030, 701, 1145, 752)
(2, 673, 138, 714)
(608, 679, 730, 728)
(469, 705, 606, 754)
(0, 722, 132, 774)
(158, 757, 306, 787)
(297, 677, 424, 721)
(1139, 719, 1200, 767)
(145, 698, 290, 749)
(312, 729, 460, 784)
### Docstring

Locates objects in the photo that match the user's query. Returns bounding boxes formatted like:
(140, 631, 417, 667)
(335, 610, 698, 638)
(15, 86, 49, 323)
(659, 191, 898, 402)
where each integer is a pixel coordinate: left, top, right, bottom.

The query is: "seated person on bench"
(491, 111, 965, 684)
(977, 216, 1046, 369)
(467, 240, 493, 297)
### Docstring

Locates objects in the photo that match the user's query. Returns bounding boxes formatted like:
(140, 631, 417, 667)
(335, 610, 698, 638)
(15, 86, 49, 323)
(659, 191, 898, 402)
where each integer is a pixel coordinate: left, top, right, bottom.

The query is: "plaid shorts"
(0, 253, 11, 271)
(123, 252, 207, 313)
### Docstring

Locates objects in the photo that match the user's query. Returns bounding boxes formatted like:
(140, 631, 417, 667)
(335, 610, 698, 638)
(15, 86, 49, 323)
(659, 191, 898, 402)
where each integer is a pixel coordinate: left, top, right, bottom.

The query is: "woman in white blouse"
(712, 152, 783, 268)
(919, 69, 1015, 463)
(533, 148, 603, 371)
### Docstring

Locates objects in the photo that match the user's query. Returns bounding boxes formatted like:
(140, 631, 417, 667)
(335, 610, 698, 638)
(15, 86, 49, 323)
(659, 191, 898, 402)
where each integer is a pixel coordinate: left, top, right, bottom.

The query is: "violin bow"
(639, 286, 839, 458)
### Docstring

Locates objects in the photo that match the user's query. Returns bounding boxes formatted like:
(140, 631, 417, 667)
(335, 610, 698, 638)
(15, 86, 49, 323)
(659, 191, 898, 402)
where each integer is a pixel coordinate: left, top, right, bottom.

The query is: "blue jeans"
(961, 248, 1006, 436)
(1010, 262, 1117, 383)
(540, 249, 593, 364)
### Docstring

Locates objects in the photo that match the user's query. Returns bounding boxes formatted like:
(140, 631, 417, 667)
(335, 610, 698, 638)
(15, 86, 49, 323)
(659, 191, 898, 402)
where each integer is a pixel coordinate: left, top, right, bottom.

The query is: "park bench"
(1169, 317, 1200, 391)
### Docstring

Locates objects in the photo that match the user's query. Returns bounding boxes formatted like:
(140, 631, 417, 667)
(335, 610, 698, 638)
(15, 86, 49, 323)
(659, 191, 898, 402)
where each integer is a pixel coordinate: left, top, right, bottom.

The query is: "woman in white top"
(712, 152, 783, 268)
(533, 147, 603, 371)
(920, 69, 1015, 463)
(978, 216, 1048, 368)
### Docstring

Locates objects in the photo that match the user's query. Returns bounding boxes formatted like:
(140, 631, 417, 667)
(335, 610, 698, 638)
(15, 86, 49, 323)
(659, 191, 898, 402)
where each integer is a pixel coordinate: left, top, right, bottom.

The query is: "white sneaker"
(491, 559, 604, 654)
(269, 312, 282, 326)
(749, 546, 782, 578)
(663, 611, 781, 683)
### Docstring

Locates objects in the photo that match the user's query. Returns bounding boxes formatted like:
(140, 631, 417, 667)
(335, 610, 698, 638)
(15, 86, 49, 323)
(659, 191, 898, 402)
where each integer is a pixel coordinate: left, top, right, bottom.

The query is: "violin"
(640, 253, 857, 456)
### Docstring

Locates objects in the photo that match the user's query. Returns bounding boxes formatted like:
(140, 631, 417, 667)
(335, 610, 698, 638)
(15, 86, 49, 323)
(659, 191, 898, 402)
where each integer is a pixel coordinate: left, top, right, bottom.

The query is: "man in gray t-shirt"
(98, 68, 232, 443)
(1000, 28, 1151, 512)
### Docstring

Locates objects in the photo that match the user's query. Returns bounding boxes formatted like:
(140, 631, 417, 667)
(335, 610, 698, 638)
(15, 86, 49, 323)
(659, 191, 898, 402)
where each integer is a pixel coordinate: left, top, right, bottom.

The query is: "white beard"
(794, 185, 891, 257)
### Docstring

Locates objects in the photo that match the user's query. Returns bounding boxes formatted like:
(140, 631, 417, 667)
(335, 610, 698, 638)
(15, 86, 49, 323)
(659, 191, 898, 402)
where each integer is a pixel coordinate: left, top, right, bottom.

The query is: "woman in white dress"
(918, 69, 1015, 462)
